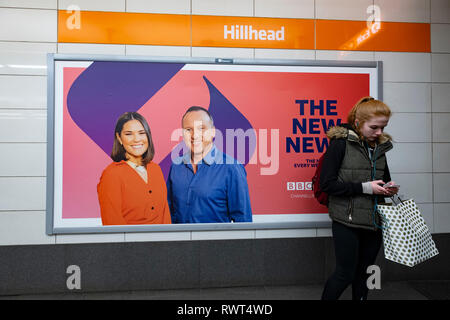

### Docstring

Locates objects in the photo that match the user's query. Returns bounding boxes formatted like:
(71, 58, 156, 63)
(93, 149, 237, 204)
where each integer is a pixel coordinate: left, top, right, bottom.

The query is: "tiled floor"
(2, 281, 447, 300)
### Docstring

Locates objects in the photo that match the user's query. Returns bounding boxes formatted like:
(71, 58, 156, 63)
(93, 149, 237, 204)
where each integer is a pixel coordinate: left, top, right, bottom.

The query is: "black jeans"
(321, 221, 382, 300)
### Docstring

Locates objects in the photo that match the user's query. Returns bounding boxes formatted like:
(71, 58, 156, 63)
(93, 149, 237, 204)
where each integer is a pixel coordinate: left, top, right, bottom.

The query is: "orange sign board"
(58, 10, 191, 46)
(316, 19, 430, 52)
(57, 10, 430, 52)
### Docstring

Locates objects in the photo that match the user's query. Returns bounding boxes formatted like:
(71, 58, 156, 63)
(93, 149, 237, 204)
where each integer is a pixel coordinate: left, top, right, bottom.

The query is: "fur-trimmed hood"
(326, 124, 392, 145)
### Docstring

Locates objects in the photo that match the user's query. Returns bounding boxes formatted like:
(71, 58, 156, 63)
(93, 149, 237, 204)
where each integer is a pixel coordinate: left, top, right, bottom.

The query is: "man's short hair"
(182, 106, 214, 126)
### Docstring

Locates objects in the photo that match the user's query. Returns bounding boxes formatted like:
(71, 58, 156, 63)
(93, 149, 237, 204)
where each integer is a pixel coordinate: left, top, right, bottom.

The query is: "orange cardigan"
(97, 161, 171, 225)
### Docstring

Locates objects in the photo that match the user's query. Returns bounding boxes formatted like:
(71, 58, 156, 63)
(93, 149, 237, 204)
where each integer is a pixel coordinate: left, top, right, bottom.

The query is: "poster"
(48, 56, 379, 232)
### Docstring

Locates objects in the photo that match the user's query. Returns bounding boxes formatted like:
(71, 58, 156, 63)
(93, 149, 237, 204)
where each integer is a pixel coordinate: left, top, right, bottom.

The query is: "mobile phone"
(383, 183, 400, 188)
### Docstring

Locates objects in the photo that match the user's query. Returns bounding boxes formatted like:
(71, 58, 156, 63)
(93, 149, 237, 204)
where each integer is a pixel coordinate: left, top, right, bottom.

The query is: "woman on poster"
(97, 112, 171, 225)
(320, 97, 399, 300)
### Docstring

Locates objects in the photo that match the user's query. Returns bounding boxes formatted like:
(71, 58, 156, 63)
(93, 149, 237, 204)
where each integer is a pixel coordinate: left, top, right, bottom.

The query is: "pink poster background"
(62, 66, 369, 219)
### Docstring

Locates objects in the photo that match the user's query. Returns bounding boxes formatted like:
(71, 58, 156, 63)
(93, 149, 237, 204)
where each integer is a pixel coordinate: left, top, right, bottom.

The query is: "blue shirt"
(167, 145, 252, 223)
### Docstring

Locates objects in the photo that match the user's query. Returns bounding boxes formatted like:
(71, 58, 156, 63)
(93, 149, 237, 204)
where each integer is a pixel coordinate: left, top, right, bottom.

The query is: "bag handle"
(390, 194, 404, 205)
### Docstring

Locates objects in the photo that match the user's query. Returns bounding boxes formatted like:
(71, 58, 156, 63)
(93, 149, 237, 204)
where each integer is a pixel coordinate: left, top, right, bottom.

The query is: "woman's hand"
(384, 181, 399, 196)
(370, 180, 399, 196)
(370, 180, 389, 195)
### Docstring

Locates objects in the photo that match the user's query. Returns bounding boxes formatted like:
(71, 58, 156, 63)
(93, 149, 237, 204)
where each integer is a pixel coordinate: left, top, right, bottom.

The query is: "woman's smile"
(117, 119, 149, 164)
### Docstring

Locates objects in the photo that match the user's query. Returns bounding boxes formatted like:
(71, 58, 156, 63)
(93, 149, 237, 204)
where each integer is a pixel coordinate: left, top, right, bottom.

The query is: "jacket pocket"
(328, 195, 352, 224)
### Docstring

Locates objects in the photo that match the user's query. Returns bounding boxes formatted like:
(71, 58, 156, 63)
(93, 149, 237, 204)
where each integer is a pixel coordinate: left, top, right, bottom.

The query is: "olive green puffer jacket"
(326, 126, 393, 231)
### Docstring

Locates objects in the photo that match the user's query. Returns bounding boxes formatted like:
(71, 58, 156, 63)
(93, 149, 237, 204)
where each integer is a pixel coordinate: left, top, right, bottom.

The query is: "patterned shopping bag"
(377, 198, 439, 267)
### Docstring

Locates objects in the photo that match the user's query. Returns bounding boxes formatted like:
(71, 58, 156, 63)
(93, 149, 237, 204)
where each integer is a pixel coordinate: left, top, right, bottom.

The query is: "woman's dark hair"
(111, 112, 155, 166)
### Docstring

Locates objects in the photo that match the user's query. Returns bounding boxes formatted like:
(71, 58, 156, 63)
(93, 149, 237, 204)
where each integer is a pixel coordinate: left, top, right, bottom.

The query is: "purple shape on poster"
(67, 61, 184, 155)
(159, 75, 256, 179)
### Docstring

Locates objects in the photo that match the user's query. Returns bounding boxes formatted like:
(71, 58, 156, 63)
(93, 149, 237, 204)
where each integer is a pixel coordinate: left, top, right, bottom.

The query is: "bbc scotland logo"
(287, 182, 312, 191)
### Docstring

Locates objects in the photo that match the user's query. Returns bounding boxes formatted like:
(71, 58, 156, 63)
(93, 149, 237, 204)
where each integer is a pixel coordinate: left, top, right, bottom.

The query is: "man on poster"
(167, 106, 252, 223)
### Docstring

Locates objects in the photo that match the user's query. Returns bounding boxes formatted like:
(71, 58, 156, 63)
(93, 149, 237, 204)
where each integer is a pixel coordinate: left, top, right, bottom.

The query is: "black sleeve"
(319, 138, 363, 196)
(383, 158, 391, 184)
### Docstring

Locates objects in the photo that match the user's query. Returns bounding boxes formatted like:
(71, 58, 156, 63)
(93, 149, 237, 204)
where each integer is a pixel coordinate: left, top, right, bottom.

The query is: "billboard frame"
(46, 53, 382, 235)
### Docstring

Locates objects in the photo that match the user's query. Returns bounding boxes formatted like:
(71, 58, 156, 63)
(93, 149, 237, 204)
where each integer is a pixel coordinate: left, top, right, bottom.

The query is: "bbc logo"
(287, 182, 312, 191)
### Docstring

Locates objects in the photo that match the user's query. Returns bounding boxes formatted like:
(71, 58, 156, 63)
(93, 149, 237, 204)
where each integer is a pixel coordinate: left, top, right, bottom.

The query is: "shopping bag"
(377, 198, 439, 267)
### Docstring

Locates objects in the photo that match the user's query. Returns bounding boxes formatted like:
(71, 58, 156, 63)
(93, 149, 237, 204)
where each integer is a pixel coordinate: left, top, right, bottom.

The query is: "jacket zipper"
(348, 198, 353, 221)
(363, 141, 377, 182)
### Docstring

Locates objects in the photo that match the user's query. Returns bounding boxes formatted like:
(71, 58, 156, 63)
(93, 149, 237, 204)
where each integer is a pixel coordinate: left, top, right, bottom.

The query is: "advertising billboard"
(46, 55, 380, 234)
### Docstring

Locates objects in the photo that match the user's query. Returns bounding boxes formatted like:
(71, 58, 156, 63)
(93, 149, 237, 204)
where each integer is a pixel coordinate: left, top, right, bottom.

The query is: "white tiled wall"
(430, 0, 450, 235)
(417, 203, 434, 233)
(432, 84, 450, 112)
(431, 0, 450, 23)
(393, 173, 433, 204)
(0, 110, 47, 142)
(254, 49, 315, 60)
(0, 177, 46, 210)
(387, 113, 432, 143)
(57, 43, 126, 55)
(192, 0, 254, 16)
(0, 144, 46, 176)
(374, 0, 430, 23)
(388, 143, 432, 173)
(0, 76, 47, 109)
(431, 24, 450, 53)
(255, 0, 314, 19)
(434, 173, 450, 202)
(55, 232, 125, 244)
(433, 113, 450, 142)
(383, 83, 431, 113)
(435, 203, 450, 234)
(58, 0, 125, 12)
(126, 0, 191, 15)
(126, 45, 191, 57)
(0, 0, 449, 246)
(191, 47, 254, 58)
(315, 50, 374, 61)
(0, 0, 57, 9)
(0, 42, 56, 75)
(432, 53, 450, 82)
(0, 211, 54, 246)
(0, 8, 57, 42)
(374, 52, 431, 82)
(315, 0, 372, 21)
(433, 143, 450, 172)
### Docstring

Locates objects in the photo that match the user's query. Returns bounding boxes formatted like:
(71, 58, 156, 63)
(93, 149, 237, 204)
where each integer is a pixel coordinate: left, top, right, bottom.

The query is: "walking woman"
(97, 112, 171, 225)
(320, 97, 399, 300)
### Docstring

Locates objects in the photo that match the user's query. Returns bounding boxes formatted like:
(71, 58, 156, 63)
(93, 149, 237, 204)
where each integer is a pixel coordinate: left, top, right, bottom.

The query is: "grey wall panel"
(0, 235, 448, 296)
